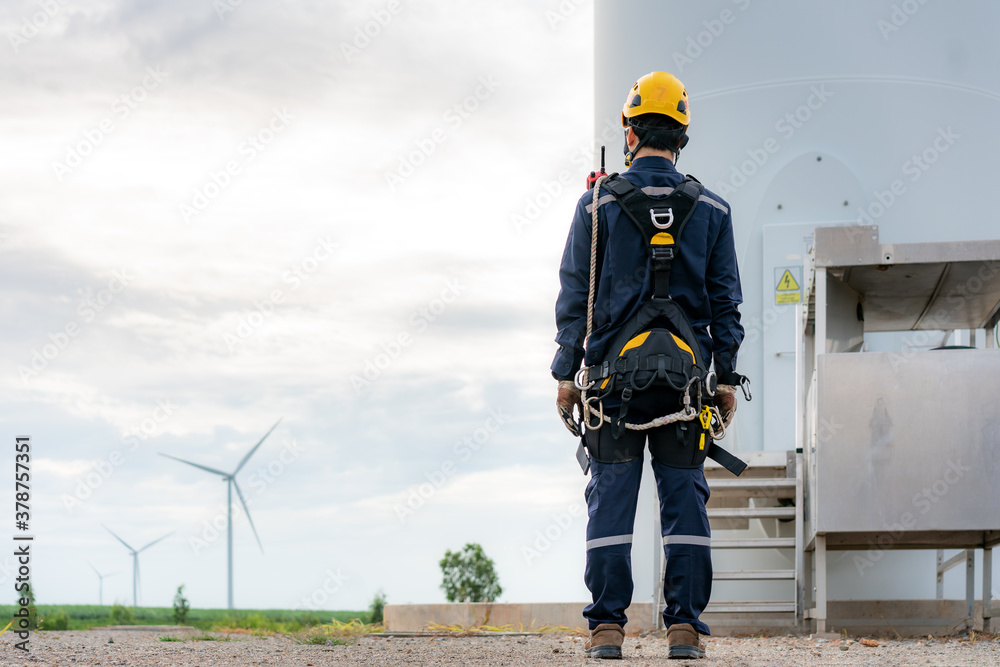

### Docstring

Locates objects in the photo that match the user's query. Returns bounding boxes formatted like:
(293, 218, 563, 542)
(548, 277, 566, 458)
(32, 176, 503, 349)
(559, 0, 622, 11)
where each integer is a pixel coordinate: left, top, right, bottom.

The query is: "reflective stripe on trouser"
(583, 458, 643, 630)
(653, 458, 713, 635)
(582, 456, 713, 634)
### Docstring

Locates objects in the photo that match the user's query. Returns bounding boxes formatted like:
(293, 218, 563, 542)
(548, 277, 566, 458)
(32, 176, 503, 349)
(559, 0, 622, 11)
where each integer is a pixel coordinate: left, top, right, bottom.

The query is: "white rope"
(585, 174, 607, 344)
(596, 406, 699, 431)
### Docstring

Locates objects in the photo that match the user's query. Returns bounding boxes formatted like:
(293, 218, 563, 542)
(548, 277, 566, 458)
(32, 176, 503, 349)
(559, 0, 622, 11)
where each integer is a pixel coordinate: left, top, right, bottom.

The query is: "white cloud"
(0, 0, 593, 609)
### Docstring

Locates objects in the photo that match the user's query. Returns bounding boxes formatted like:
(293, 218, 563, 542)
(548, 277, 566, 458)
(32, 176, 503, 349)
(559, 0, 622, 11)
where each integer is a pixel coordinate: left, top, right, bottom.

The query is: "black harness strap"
(708, 442, 748, 476)
(602, 175, 704, 300)
(587, 354, 696, 383)
(585, 173, 748, 476)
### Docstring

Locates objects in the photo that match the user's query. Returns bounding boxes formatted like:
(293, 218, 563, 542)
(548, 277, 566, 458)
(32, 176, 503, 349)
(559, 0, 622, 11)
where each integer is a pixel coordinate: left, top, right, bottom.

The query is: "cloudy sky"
(6, 0, 999, 616)
(1, 0, 597, 610)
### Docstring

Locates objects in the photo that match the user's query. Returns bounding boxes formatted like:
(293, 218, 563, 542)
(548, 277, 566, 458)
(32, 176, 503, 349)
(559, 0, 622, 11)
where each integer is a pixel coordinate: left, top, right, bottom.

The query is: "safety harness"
(575, 173, 748, 477)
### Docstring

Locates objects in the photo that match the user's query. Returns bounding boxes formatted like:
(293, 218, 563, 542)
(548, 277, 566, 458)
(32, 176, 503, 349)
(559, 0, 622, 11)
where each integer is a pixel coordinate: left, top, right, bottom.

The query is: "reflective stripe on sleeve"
(584, 186, 729, 215)
(662, 535, 711, 547)
(586, 534, 633, 550)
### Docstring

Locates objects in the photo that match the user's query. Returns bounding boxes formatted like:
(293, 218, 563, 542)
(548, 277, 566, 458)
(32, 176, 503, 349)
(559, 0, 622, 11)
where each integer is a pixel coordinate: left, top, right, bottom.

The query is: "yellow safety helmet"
(621, 72, 690, 128)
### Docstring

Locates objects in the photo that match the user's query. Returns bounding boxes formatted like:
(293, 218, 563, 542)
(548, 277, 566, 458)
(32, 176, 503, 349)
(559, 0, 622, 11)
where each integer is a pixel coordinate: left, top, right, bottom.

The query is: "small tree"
(17, 582, 39, 630)
(439, 543, 502, 603)
(369, 589, 387, 624)
(172, 585, 190, 625)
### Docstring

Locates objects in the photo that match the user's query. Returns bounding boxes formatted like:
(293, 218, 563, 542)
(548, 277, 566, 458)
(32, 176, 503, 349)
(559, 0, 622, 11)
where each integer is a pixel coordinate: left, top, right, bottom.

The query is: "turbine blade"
(233, 481, 264, 554)
(159, 452, 229, 477)
(89, 561, 101, 577)
(104, 525, 136, 552)
(137, 531, 173, 553)
(234, 418, 282, 474)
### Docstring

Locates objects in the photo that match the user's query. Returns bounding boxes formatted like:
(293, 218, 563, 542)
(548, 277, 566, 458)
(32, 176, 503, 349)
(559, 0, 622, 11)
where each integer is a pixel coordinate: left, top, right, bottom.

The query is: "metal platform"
(801, 225, 1000, 633)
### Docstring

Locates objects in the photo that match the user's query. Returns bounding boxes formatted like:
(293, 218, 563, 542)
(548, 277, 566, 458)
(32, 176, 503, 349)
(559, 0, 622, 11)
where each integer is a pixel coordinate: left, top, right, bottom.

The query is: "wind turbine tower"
(88, 562, 119, 606)
(159, 418, 281, 609)
(103, 526, 173, 607)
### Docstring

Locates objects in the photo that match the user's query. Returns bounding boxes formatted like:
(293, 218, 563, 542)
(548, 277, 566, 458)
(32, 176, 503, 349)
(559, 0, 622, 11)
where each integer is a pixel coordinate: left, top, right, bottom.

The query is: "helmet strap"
(624, 125, 687, 167)
(623, 127, 653, 168)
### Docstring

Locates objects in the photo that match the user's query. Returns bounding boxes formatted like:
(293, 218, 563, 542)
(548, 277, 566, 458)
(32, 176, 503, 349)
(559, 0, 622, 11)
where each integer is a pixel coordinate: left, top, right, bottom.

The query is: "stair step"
(714, 569, 796, 580)
(708, 479, 796, 497)
(708, 507, 796, 519)
(708, 478, 795, 489)
(712, 538, 796, 548)
(705, 601, 797, 613)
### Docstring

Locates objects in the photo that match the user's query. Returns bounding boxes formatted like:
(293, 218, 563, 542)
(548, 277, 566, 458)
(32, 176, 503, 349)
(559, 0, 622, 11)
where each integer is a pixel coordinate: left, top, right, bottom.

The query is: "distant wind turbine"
(159, 418, 281, 609)
(88, 562, 119, 606)
(103, 526, 173, 607)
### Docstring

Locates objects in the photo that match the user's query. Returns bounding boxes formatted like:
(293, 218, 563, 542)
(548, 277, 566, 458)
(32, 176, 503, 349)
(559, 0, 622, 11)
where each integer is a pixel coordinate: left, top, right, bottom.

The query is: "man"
(552, 72, 745, 660)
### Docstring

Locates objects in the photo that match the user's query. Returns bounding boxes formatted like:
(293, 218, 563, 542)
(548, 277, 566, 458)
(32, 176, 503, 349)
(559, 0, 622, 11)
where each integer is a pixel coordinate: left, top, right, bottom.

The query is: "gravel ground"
(3, 629, 999, 666)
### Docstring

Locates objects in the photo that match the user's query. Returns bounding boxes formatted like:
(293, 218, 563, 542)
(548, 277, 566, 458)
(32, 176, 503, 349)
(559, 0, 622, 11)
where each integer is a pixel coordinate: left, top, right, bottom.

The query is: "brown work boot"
(584, 623, 624, 659)
(667, 623, 705, 659)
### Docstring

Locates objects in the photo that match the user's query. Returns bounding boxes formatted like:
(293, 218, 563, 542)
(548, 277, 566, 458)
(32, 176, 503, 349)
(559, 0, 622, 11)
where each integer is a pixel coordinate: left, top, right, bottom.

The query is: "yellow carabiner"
(698, 405, 712, 450)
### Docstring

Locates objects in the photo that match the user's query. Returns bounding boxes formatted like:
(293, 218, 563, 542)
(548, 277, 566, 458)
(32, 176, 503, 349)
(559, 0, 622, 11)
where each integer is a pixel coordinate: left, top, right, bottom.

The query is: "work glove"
(556, 380, 582, 437)
(715, 385, 738, 428)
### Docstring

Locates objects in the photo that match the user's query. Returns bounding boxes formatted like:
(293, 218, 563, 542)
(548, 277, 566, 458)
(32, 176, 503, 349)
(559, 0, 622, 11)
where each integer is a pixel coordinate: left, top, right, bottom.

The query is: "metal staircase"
(655, 450, 804, 633)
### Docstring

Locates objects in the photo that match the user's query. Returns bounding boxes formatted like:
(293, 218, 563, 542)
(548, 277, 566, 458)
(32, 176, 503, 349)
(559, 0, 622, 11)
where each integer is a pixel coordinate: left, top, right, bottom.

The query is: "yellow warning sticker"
(776, 292, 801, 304)
(774, 267, 802, 305)
(777, 269, 800, 292)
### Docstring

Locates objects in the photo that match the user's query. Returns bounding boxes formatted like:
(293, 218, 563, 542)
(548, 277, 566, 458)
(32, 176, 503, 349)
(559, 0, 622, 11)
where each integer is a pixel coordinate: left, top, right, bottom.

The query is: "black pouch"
(648, 419, 711, 468)
(601, 328, 696, 396)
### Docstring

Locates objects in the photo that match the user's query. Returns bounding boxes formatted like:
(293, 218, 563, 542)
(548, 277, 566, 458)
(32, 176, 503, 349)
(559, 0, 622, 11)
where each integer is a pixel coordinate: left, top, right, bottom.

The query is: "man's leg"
(582, 427, 645, 631)
(650, 457, 713, 636)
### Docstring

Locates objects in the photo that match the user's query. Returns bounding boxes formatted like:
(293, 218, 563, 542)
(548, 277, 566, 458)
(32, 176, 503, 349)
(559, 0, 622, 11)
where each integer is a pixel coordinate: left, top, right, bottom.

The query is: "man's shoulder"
(693, 183, 731, 218)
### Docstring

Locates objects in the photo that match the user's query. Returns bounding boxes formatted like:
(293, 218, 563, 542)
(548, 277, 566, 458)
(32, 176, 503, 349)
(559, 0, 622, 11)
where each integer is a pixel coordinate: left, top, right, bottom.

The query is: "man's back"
(552, 155, 744, 382)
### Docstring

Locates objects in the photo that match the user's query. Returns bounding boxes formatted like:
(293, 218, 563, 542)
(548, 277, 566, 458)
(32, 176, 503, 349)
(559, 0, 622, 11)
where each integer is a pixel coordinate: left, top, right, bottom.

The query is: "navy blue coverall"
(551, 155, 744, 634)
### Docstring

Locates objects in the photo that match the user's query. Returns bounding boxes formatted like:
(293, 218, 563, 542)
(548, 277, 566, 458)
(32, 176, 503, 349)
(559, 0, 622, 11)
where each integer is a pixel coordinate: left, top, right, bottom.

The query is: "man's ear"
(625, 126, 636, 149)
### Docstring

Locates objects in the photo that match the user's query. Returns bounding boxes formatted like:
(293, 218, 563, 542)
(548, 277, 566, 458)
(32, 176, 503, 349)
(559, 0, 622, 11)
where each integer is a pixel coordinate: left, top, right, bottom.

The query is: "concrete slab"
(385, 602, 652, 633)
(385, 600, 993, 637)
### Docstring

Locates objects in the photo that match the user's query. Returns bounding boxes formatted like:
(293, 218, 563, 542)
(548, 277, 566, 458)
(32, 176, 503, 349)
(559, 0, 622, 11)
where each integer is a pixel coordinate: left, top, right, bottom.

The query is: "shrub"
(110, 601, 134, 625)
(173, 585, 190, 625)
(42, 610, 69, 631)
(439, 543, 502, 603)
(369, 590, 386, 624)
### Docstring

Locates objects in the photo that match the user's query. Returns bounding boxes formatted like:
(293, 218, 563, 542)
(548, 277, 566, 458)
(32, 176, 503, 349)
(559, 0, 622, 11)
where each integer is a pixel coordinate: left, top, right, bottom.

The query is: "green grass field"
(0, 604, 371, 632)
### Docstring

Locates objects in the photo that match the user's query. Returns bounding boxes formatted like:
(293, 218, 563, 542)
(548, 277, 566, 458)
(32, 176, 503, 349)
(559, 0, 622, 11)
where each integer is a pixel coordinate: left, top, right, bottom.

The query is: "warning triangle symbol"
(777, 269, 800, 292)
